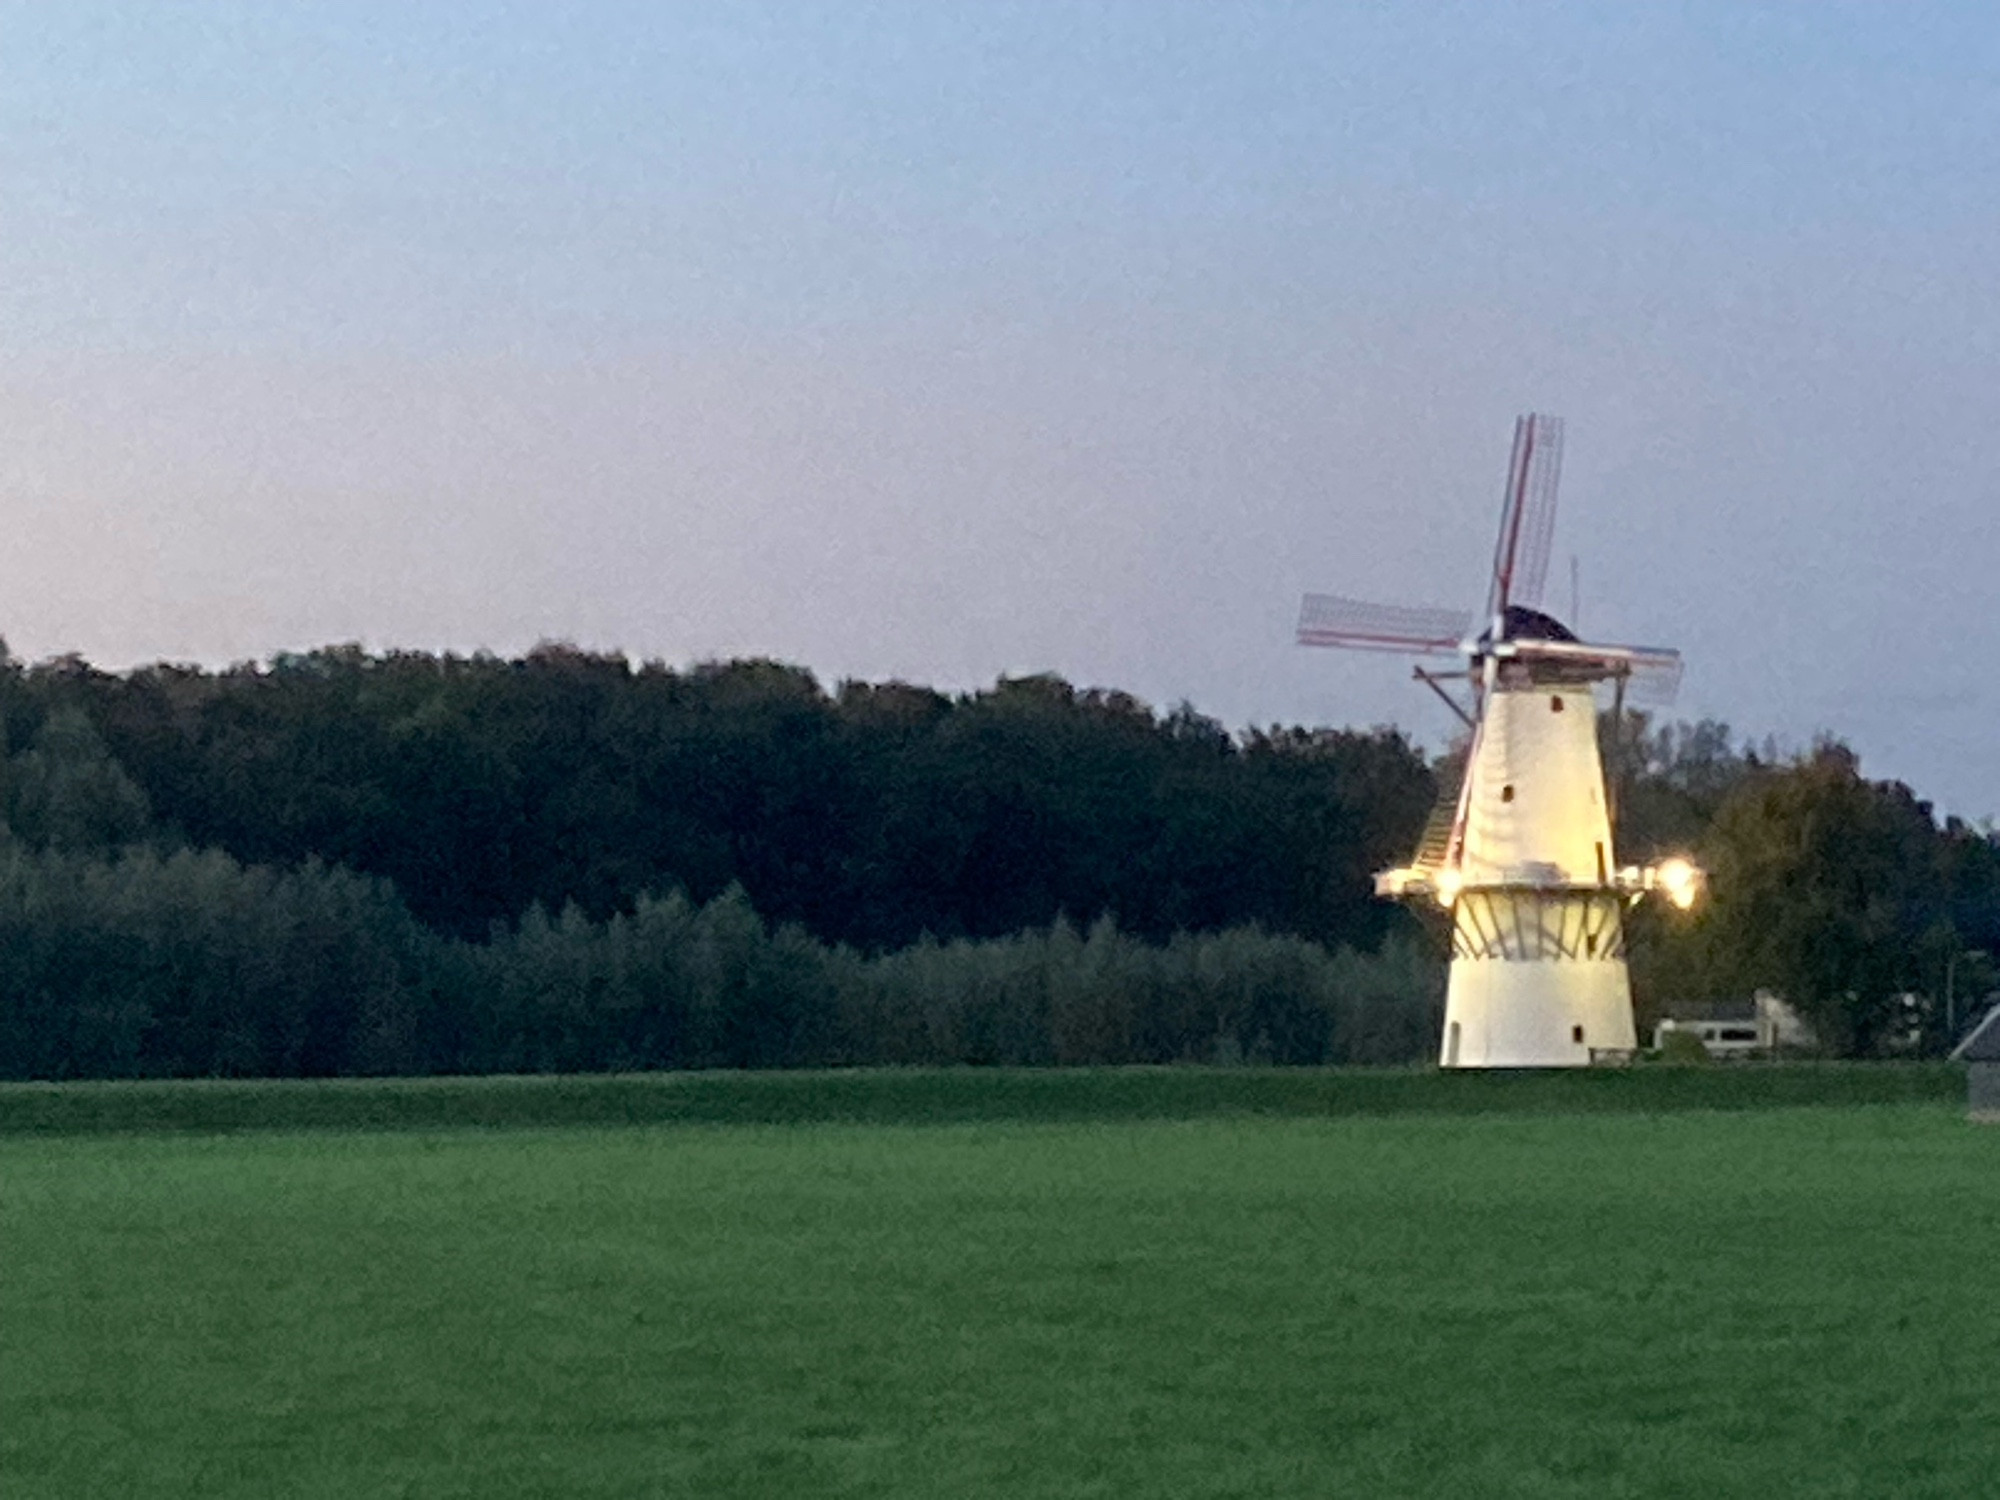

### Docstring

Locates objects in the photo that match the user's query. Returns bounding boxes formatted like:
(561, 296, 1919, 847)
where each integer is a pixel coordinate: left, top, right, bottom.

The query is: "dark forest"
(0, 642, 1993, 1078)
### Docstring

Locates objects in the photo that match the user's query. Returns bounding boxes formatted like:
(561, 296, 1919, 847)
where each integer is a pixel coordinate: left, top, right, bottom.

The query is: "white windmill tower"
(1298, 415, 1700, 1068)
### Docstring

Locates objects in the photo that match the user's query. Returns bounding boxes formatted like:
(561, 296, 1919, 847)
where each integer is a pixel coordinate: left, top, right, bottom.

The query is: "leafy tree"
(1606, 715, 1761, 861)
(1674, 743, 1946, 1056)
(6, 706, 153, 852)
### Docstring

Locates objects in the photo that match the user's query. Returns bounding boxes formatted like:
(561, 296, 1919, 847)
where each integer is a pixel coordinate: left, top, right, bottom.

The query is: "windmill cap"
(1480, 605, 1578, 647)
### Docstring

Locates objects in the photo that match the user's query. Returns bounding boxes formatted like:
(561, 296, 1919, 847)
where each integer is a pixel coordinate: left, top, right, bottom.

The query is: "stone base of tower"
(1439, 955, 1638, 1068)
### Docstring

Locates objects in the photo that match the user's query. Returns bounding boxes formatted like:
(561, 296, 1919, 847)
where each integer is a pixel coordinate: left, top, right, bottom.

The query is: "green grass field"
(4, 1076, 1997, 1497)
(0, 1061, 1961, 1134)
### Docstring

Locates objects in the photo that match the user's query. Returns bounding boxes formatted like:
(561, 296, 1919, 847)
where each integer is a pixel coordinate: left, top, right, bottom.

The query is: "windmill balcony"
(1375, 856, 1704, 910)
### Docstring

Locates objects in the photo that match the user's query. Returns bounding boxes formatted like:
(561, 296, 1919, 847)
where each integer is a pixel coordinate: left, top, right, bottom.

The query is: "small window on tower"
(1550, 695, 1565, 713)
(1572, 1025, 1585, 1045)
(1501, 784, 1515, 802)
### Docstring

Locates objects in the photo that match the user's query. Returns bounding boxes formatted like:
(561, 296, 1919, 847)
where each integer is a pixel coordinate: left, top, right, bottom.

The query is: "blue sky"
(4, 3, 1999, 814)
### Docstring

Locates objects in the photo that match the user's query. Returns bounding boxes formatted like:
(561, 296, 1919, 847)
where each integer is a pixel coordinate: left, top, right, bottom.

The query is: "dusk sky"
(6, 4, 1999, 815)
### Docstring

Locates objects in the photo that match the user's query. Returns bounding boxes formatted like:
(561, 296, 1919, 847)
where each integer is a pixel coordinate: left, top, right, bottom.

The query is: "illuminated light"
(1434, 870, 1463, 908)
(1656, 857, 1700, 911)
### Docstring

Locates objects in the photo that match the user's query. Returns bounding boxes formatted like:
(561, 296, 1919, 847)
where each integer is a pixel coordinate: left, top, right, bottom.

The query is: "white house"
(1653, 991, 1813, 1059)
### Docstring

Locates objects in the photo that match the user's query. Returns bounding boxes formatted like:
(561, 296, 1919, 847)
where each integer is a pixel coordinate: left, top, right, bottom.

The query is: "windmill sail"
(1485, 414, 1563, 619)
(1296, 595, 1471, 654)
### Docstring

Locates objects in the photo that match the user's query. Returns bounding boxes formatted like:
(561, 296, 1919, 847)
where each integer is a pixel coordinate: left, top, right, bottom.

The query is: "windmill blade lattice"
(1621, 652, 1684, 707)
(1589, 643, 1683, 707)
(1486, 414, 1564, 617)
(1296, 594, 1473, 655)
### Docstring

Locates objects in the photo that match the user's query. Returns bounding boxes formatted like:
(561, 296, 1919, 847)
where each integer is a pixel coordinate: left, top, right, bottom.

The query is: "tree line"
(15, 645, 1429, 952)
(0, 642, 1992, 1077)
(0, 843, 1440, 1080)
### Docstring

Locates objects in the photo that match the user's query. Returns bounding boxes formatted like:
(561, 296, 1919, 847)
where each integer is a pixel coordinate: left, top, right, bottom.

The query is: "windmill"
(1298, 414, 1701, 1068)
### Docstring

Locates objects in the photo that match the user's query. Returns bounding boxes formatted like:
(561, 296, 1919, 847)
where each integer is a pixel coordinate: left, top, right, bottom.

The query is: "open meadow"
(4, 1069, 1998, 1498)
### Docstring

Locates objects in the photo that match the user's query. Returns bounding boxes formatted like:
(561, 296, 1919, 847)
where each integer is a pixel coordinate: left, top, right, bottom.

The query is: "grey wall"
(1970, 1064, 2000, 1120)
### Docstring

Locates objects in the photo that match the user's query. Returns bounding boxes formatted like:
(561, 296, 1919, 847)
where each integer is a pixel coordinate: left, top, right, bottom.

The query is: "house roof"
(1950, 1004, 2000, 1063)
(1659, 1000, 1757, 1024)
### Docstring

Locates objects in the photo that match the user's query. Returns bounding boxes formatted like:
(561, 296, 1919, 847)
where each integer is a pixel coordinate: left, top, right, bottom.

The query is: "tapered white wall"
(1440, 680, 1637, 1068)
